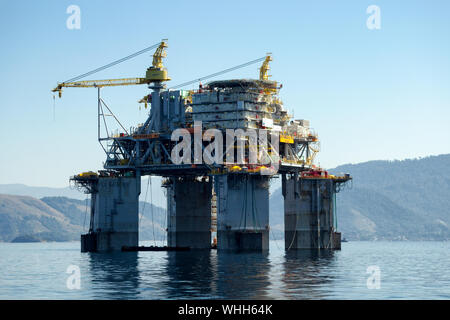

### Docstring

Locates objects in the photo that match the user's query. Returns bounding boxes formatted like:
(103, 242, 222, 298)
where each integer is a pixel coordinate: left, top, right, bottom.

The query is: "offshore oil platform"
(52, 40, 351, 252)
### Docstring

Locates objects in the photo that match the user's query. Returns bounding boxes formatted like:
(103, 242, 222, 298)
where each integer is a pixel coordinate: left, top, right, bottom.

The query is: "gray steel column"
(284, 177, 339, 250)
(216, 175, 269, 251)
(90, 176, 140, 252)
(284, 177, 338, 250)
(167, 177, 212, 249)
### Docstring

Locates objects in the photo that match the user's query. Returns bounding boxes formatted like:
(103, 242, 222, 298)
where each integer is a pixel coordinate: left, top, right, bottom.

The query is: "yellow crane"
(259, 53, 272, 81)
(52, 40, 170, 98)
(152, 41, 168, 69)
(259, 53, 278, 94)
(138, 94, 151, 109)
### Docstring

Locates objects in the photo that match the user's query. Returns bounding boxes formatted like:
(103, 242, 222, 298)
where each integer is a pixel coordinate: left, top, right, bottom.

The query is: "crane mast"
(259, 54, 272, 81)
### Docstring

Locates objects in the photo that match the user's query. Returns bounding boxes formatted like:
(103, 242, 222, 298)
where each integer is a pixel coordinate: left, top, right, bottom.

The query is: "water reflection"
(162, 250, 216, 299)
(87, 252, 140, 299)
(2, 241, 447, 299)
(84, 247, 339, 299)
(155, 250, 272, 299)
(215, 251, 271, 299)
(281, 249, 337, 299)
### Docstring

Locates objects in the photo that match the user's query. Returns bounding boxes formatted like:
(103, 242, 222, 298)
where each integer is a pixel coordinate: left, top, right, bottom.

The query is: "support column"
(283, 176, 339, 250)
(166, 177, 212, 249)
(81, 176, 140, 252)
(215, 174, 269, 251)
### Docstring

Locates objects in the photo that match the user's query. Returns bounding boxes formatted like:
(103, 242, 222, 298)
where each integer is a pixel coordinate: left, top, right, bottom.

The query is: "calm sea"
(0, 241, 448, 299)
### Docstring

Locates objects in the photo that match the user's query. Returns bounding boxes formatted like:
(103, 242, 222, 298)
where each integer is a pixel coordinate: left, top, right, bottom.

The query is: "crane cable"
(287, 179, 302, 251)
(139, 177, 157, 246)
(52, 95, 56, 121)
(163, 188, 168, 246)
(150, 177, 156, 246)
(139, 177, 150, 224)
(62, 42, 161, 84)
(83, 194, 88, 232)
(169, 56, 267, 90)
(60, 45, 266, 90)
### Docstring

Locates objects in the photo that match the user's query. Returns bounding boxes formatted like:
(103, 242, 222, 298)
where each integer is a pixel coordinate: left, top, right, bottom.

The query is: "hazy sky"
(0, 0, 449, 187)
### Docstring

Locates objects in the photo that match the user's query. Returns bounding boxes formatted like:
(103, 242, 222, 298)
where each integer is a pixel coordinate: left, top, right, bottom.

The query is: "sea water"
(0, 241, 449, 299)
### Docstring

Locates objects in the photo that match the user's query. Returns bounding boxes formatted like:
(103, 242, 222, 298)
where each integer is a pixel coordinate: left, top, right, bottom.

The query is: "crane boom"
(52, 78, 149, 97)
(52, 40, 170, 98)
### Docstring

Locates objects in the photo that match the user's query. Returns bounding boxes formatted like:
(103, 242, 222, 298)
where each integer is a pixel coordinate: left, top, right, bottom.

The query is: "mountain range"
(0, 195, 167, 242)
(1, 154, 449, 242)
(270, 154, 450, 240)
(332, 154, 450, 240)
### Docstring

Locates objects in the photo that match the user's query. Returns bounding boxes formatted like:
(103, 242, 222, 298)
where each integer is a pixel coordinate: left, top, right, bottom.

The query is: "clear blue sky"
(0, 0, 449, 187)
